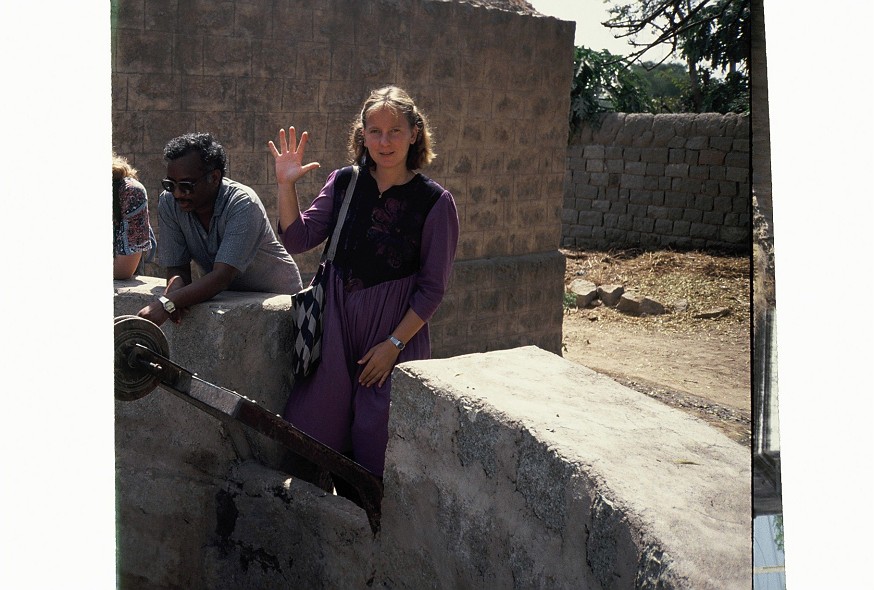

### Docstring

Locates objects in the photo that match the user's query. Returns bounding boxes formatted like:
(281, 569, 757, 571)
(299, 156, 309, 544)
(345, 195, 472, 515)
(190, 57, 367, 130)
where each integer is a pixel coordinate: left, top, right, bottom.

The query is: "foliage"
(676, 0, 750, 72)
(568, 48, 748, 138)
(603, 0, 749, 68)
(563, 291, 578, 312)
(774, 514, 784, 552)
(632, 61, 688, 112)
(567, 0, 750, 137)
(631, 60, 748, 114)
(692, 70, 749, 113)
(569, 46, 652, 134)
(602, 0, 750, 113)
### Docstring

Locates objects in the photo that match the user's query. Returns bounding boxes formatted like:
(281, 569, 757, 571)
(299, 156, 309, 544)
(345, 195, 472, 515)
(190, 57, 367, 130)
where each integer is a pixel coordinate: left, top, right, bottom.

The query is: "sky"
(2, 1, 872, 588)
(531, 0, 675, 62)
(754, 515, 786, 589)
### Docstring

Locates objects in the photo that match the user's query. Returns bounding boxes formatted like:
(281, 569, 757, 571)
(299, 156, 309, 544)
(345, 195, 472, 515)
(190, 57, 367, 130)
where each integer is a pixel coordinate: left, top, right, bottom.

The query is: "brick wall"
(112, 0, 574, 355)
(562, 112, 751, 252)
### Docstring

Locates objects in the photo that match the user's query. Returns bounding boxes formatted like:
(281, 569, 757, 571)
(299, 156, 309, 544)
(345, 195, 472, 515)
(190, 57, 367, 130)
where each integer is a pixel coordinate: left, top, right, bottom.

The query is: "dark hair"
(163, 132, 227, 175)
(348, 85, 435, 171)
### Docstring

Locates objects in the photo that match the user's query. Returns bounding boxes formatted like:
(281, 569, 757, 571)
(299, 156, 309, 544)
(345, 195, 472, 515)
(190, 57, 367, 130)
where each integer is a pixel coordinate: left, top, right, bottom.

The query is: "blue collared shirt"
(158, 177, 302, 294)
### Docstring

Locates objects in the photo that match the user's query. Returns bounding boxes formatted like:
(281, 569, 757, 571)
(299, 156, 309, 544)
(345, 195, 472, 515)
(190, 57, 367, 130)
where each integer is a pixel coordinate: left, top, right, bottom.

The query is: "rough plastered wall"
(114, 282, 750, 589)
(382, 349, 751, 589)
(111, 0, 574, 356)
(562, 112, 750, 252)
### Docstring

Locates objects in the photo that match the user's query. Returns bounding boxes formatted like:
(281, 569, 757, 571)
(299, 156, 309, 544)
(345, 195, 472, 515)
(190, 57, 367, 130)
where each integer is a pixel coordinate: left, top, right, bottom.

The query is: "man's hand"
(161, 276, 187, 323)
(137, 300, 171, 327)
(137, 275, 188, 326)
(268, 127, 320, 186)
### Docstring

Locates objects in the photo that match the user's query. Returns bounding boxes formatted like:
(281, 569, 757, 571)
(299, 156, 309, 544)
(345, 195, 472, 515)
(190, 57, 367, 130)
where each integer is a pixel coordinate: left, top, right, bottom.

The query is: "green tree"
(774, 514, 784, 552)
(631, 61, 688, 112)
(569, 46, 652, 134)
(693, 70, 748, 112)
(603, 0, 750, 112)
(632, 61, 748, 114)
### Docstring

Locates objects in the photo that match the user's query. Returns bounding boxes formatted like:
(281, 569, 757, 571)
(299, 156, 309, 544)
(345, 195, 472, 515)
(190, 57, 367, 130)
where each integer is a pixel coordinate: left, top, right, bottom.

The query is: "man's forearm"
(163, 262, 239, 310)
(166, 264, 192, 285)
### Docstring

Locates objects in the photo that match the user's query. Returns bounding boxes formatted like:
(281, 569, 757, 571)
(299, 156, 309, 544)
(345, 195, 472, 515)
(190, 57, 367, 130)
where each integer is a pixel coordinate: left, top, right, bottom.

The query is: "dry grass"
(562, 248, 751, 337)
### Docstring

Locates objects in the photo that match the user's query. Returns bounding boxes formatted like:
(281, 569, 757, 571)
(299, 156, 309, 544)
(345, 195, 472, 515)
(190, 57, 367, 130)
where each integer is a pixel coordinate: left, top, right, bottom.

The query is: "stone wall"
(115, 281, 282, 587)
(114, 281, 750, 589)
(562, 113, 751, 252)
(111, 0, 573, 356)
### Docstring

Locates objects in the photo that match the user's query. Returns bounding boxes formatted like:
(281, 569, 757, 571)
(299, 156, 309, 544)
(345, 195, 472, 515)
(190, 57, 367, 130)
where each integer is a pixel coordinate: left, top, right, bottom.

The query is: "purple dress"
(280, 166, 459, 476)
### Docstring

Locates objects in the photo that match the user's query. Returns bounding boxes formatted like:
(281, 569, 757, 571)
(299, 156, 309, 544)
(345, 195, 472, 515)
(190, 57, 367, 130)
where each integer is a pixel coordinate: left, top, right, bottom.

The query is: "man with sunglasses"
(137, 132, 302, 326)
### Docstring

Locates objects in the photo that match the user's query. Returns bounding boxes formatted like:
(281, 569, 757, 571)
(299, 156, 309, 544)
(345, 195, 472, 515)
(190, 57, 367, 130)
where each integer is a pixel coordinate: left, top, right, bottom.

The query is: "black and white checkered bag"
(290, 264, 327, 379)
(289, 166, 358, 379)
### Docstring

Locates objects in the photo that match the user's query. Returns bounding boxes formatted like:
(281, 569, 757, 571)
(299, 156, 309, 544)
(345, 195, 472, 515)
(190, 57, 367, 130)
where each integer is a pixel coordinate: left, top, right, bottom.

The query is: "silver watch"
(158, 296, 176, 314)
(388, 335, 405, 351)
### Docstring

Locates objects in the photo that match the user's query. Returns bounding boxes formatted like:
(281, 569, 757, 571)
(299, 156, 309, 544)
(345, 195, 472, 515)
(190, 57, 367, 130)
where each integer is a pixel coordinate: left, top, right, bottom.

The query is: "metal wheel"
(114, 315, 169, 401)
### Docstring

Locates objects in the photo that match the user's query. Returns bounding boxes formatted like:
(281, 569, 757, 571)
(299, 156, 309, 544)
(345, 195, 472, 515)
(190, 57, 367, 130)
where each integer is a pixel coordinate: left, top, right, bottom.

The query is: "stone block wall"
(562, 113, 751, 252)
(111, 0, 573, 356)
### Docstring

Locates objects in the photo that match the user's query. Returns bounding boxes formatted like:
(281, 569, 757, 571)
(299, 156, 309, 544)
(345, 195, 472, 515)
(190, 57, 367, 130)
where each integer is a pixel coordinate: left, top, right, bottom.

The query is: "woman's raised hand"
(268, 127, 320, 185)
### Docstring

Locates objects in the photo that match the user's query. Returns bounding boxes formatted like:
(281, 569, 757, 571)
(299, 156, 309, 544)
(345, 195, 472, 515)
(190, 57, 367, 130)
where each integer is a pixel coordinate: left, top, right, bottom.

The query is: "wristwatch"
(388, 335, 405, 351)
(158, 296, 176, 315)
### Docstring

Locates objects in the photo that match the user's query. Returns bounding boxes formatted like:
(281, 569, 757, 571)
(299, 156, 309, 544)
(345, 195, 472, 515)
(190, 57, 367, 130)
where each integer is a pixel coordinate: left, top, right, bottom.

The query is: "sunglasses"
(161, 170, 214, 195)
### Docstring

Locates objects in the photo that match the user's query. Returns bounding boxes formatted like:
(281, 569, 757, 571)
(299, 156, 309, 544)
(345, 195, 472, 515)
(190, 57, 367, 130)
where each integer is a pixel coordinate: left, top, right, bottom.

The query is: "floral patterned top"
(113, 176, 152, 256)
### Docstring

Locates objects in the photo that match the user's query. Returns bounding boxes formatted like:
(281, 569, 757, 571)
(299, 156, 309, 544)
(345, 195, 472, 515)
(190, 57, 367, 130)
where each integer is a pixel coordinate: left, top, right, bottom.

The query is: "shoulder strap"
(323, 165, 358, 262)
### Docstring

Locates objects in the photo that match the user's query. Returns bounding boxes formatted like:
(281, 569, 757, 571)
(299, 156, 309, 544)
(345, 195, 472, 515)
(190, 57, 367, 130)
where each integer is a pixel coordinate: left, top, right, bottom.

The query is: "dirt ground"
(559, 249, 751, 446)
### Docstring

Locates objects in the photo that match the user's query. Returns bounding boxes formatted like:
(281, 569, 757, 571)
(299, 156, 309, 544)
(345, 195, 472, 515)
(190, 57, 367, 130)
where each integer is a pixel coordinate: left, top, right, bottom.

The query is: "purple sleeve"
(409, 191, 460, 322)
(279, 169, 339, 255)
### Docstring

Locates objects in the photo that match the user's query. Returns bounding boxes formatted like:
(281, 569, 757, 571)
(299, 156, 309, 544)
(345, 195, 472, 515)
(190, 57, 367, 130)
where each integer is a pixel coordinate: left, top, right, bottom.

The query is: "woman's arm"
(113, 252, 142, 280)
(408, 191, 460, 322)
(357, 308, 426, 388)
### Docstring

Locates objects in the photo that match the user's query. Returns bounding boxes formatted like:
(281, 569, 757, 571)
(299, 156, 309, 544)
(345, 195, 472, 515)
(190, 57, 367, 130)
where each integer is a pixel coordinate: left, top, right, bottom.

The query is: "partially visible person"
(268, 85, 459, 485)
(113, 153, 153, 280)
(137, 132, 302, 326)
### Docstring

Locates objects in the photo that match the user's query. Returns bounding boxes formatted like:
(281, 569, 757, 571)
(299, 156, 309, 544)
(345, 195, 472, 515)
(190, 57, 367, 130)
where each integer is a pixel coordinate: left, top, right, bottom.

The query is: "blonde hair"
(112, 153, 138, 181)
(348, 85, 435, 170)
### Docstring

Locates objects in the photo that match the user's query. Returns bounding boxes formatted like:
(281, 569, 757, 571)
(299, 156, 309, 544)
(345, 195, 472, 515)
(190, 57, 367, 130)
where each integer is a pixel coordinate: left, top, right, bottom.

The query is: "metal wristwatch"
(388, 335, 405, 351)
(158, 296, 176, 315)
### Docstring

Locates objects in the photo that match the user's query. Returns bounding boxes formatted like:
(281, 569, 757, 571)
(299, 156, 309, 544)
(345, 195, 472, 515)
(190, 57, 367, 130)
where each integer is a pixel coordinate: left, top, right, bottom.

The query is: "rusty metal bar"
(126, 343, 383, 533)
